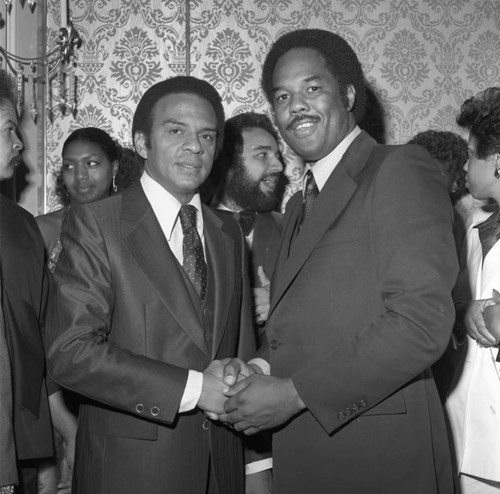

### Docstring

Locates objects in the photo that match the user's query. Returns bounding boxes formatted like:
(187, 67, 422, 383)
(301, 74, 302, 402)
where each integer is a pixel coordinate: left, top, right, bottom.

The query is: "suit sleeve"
(45, 205, 188, 425)
(292, 145, 458, 433)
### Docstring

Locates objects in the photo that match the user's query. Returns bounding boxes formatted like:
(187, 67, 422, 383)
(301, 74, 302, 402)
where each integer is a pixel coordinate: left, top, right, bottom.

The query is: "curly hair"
(132, 76, 225, 158)
(408, 130, 468, 204)
(261, 29, 367, 123)
(457, 86, 500, 159)
(55, 127, 141, 205)
(0, 69, 16, 108)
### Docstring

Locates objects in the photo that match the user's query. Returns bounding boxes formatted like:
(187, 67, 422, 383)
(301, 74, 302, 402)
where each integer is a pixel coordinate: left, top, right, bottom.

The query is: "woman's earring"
(112, 175, 118, 192)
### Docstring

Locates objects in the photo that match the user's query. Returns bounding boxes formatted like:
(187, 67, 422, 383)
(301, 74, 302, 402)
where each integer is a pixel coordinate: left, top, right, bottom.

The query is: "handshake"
(195, 358, 305, 435)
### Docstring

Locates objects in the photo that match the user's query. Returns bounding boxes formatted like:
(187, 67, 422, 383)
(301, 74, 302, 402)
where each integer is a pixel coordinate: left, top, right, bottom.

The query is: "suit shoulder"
(0, 194, 41, 236)
(0, 194, 35, 222)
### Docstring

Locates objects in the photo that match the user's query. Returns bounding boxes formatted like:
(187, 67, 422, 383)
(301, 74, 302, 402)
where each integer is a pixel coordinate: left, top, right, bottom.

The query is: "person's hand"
(465, 298, 498, 347)
(245, 469, 272, 494)
(253, 266, 271, 325)
(483, 289, 500, 341)
(222, 358, 258, 388)
(220, 375, 305, 435)
(198, 359, 230, 417)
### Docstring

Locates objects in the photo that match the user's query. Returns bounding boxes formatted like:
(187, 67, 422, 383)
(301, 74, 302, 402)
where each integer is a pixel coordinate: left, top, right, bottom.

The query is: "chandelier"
(4, 1, 37, 12)
(0, 0, 81, 123)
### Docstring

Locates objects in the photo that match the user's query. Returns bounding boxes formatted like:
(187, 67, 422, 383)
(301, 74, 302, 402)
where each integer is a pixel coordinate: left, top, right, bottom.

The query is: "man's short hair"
(132, 76, 225, 157)
(0, 69, 17, 109)
(261, 29, 367, 123)
(408, 130, 468, 204)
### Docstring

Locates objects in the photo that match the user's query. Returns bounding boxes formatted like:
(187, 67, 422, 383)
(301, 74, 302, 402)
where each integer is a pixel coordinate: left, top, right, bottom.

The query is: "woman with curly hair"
(445, 86, 500, 493)
(36, 127, 143, 272)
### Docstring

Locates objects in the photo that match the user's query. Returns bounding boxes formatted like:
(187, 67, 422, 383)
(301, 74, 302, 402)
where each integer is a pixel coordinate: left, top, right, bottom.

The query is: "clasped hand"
(465, 290, 500, 347)
(199, 358, 305, 434)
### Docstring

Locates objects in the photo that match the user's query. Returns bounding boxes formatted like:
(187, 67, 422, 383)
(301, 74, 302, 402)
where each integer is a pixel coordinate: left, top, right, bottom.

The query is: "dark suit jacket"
(262, 131, 458, 494)
(46, 183, 255, 494)
(0, 194, 53, 461)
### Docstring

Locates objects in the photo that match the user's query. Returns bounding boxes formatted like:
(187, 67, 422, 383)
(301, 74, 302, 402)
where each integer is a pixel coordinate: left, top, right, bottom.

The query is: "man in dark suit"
(0, 69, 54, 494)
(211, 112, 286, 331)
(46, 76, 268, 494)
(221, 29, 458, 493)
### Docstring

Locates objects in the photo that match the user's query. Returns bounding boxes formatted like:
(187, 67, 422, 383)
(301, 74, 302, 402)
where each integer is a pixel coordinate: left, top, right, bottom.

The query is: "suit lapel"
(269, 131, 377, 318)
(269, 193, 302, 306)
(122, 184, 209, 357)
(203, 206, 234, 357)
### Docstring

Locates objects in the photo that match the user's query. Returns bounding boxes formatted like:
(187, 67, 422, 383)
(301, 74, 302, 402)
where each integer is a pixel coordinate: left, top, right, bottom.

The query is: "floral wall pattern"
(42, 0, 500, 213)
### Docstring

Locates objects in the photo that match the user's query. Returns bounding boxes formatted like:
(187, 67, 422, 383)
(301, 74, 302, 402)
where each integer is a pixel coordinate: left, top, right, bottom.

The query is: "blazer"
(446, 208, 500, 482)
(261, 131, 458, 494)
(46, 183, 255, 494)
(0, 194, 53, 461)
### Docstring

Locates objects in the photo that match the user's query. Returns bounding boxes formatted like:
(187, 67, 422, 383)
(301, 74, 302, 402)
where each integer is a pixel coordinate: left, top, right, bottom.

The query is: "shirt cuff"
(248, 358, 270, 376)
(245, 458, 273, 475)
(178, 370, 203, 413)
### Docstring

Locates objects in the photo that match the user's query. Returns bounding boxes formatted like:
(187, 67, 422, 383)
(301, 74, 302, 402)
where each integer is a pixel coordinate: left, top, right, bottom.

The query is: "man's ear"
(134, 132, 148, 160)
(345, 84, 356, 112)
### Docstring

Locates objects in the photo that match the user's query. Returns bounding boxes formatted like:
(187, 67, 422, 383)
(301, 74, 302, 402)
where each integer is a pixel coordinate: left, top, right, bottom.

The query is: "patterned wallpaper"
(42, 0, 500, 212)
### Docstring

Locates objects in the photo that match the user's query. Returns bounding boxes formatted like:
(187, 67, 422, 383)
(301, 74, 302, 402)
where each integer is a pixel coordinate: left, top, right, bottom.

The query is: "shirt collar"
(303, 126, 362, 192)
(140, 171, 204, 241)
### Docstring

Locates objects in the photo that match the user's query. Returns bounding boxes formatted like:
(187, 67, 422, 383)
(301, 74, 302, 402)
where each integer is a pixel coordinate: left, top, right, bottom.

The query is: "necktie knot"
(179, 204, 198, 233)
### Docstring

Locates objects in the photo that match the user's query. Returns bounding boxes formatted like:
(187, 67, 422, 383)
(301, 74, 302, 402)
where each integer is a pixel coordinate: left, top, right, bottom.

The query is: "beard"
(225, 164, 287, 213)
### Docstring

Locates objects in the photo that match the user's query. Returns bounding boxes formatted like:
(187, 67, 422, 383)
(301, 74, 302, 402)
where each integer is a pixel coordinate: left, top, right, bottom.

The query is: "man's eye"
(275, 93, 288, 103)
(88, 160, 99, 167)
(201, 134, 215, 142)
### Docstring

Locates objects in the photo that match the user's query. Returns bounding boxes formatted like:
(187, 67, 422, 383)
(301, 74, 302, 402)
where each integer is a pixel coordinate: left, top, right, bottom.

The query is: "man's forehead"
(242, 127, 277, 148)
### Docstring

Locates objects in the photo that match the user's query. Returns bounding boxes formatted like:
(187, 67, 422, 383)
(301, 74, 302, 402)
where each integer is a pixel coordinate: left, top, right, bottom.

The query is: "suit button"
(204, 331, 212, 341)
(345, 408, 352, 417)
(270, 340, 281, 350)
(352, 404, 359, 413)
(136, 403, 144, 413)
(202, 420, 209, 430)
(360, 400, 367, 408)
(337, 411, 345, 421)
(150, 406, 160, 416)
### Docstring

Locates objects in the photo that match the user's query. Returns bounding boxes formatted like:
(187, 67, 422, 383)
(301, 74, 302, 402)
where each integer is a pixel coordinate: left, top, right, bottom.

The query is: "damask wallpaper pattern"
(43, 0, 500, 212)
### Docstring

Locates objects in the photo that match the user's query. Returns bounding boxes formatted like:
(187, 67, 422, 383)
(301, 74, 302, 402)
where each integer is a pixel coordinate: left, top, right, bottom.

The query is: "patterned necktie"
(300, 170, 319, 225)
(179, 205, 207, 301)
